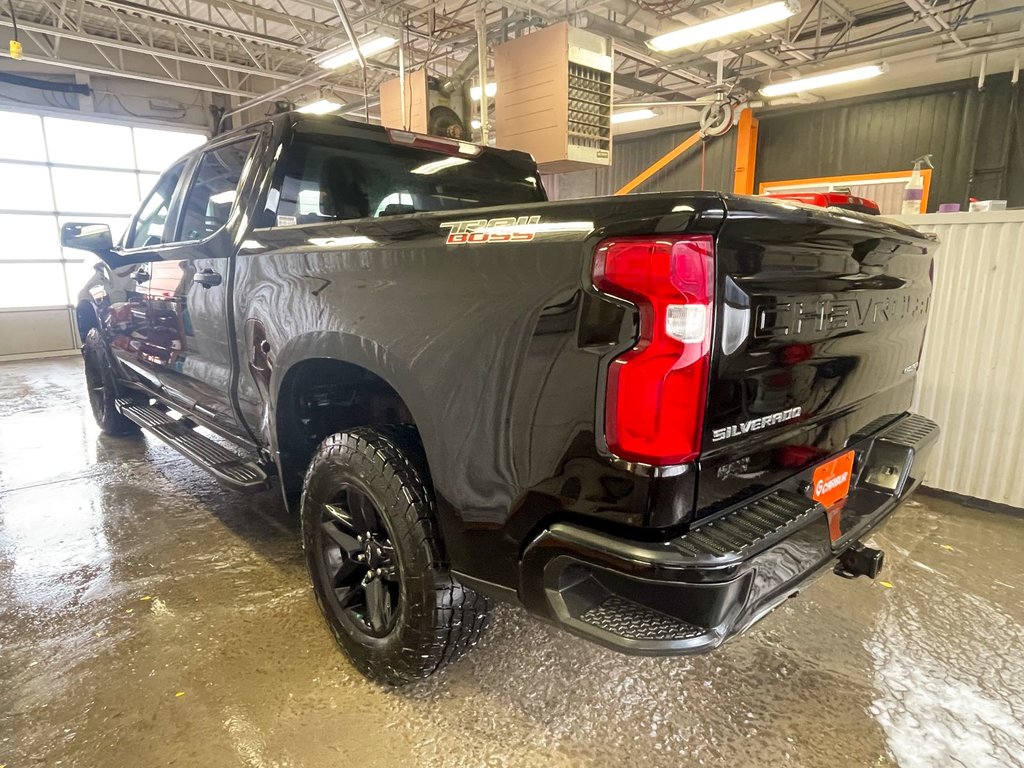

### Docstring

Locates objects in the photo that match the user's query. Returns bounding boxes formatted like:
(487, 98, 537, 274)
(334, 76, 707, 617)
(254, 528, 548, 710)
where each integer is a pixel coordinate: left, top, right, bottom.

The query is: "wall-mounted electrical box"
(494, 22, 613, 173)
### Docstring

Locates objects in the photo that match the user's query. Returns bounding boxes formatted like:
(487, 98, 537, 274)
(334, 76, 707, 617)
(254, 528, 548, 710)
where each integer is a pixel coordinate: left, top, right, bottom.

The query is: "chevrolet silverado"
(63, 113, 939, 685)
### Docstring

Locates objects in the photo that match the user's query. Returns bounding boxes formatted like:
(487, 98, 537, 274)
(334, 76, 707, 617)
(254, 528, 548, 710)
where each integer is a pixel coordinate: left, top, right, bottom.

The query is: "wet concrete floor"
(1, 356, 1022, 768)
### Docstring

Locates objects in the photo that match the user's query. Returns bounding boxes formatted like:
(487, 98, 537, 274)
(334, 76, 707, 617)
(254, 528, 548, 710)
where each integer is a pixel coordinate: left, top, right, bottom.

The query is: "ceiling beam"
(81, 0, 306, 50)
(0, 17, 300, 81)
(0, 48, 262, 96)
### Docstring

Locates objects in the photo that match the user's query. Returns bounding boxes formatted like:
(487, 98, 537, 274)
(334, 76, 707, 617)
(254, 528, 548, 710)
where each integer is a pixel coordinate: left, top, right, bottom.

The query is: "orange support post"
(615, 130, 704, 195)
(732, 108, 758, 195)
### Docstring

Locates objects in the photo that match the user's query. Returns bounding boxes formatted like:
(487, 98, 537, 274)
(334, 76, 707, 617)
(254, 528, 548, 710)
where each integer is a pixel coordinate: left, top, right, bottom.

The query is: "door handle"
(131, 268, 150, 283)
(193, 269, 222, 288)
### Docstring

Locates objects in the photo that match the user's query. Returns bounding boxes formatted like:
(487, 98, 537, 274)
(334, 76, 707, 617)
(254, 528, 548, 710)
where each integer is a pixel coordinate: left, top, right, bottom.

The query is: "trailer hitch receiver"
(835, 542, 885, 579)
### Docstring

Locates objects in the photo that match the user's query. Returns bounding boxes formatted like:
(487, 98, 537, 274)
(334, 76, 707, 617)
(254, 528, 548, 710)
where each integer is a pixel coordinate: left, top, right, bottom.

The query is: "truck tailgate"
(697, 196, 936, 517)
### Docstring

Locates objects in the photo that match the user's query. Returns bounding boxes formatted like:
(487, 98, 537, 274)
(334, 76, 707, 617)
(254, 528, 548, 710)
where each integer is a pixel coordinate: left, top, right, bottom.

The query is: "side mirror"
(62, 222, 114, 254)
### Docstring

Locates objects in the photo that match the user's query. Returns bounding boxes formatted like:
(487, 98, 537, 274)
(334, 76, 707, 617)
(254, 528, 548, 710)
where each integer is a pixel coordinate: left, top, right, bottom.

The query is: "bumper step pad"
(578, 597, 704, 642)
(880, 413, 940, 447)
(116, 399, 268, 491)
(674, 490, 820, 564)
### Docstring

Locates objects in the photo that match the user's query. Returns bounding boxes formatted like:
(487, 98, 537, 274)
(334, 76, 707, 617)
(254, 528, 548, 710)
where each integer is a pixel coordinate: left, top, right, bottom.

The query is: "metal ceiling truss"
(1, 0, 1015, 113)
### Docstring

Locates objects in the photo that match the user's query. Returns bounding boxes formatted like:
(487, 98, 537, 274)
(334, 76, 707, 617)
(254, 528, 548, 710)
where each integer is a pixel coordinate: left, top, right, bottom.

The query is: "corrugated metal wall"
(552, 74, 1020, 208)
(906, 211, 1024, 508)
(756, 73, 1023, 211)
(549, 127, 736, 199)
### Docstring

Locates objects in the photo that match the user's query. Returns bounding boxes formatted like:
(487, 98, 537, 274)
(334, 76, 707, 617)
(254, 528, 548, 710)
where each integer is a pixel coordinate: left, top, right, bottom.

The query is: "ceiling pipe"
(440, 45, 479, 94)
(900, 0, 968, 48)
(439, 14, 533, 95)
(578, 14, 716, 82)
(741, 22, 1000, 79)
(934, 31, 1024, 60)
(476, 1, 490, 143)
(578, 12, 647, 44)
(220, 68, 350, 123)
(329, 0, 368, 70)
(398, 27, 407, 130)
(597, 0, 662, 29)
(0, 48, 259, 97)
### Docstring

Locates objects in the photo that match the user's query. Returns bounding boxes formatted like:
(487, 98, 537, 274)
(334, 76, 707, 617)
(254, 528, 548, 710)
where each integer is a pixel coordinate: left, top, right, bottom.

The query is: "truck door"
(108, 159, 188, 389)
(129, 134, 260, 444)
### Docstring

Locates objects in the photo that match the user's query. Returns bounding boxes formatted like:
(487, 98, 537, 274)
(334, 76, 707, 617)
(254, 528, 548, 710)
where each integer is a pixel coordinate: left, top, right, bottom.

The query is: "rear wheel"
(300, 426, 490, 685)
(82, 330, 140, 436)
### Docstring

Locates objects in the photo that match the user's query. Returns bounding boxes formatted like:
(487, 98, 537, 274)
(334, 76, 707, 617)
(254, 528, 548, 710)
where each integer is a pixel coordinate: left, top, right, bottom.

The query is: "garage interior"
(1, 0, 1023, 765)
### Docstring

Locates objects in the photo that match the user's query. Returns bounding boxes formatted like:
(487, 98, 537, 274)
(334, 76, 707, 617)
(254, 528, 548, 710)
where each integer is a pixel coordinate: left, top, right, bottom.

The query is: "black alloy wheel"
(316, 485, 401, 638)
(82, 329, 140, 436)
(300, 426, 491, 685)
(83, 344, 108, 420)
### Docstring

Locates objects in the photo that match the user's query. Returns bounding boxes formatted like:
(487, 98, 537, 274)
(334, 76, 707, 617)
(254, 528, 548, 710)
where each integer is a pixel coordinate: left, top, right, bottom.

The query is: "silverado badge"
(712, 407, 803, 442)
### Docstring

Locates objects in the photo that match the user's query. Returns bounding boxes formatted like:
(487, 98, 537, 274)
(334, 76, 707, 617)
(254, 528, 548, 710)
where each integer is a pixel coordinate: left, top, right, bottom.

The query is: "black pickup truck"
(64, 113, 939, 685)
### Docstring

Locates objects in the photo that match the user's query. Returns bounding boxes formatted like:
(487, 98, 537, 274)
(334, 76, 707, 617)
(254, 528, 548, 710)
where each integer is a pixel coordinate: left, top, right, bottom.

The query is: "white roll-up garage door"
(0, 108, 205, 360)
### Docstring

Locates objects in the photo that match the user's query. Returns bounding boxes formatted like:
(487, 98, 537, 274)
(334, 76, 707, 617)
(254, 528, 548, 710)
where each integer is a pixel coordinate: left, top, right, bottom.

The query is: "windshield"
(265, 134, 545, 227)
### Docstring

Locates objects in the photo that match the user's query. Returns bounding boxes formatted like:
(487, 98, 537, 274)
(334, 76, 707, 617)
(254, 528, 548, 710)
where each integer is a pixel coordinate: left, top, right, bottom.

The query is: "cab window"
(264, 135, 544, 227)
(127, 161, 186, 249)
(178, 138, 256, 242)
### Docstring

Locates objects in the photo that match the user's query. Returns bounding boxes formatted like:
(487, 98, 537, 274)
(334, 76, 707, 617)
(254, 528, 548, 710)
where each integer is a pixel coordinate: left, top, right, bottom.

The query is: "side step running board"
(115, 399, 269, 491)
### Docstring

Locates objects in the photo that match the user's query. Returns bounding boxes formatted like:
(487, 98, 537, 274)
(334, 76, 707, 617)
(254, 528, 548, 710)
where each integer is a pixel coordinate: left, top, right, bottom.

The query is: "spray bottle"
(901, 154, 934, 215)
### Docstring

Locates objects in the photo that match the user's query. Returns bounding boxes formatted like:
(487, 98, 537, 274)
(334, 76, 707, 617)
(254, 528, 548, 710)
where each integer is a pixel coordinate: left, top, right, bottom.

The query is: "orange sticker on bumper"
(812, 450, 855, 508)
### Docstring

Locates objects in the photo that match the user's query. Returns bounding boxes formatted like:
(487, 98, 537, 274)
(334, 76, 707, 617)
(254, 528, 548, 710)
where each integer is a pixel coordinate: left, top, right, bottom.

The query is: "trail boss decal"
(440, 216, 541, 244)
(712, 407, 802, 442)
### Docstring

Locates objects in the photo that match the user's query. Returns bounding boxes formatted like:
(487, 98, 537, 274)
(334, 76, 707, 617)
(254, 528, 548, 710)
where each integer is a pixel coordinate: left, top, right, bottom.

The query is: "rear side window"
(267, 135, 544, 226)
(179, 137, 256, 241)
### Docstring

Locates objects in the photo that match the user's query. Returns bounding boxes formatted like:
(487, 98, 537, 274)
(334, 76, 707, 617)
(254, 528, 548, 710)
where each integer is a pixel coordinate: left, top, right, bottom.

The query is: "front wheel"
(300, 426, 491, 686)
(82, 330, 140, 436)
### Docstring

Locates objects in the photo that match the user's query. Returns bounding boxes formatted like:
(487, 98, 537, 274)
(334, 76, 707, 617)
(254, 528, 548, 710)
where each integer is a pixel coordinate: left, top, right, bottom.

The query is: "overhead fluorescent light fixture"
(648, 0, 800, 52)
(470, 82, 497, 100)
(478, 221, 593, 236)
(759, 63, 887, 96)
(296, 99, 343, 115)
(611, 108, 657, 124)
(307, 236, 376, 247)
(208, 190, 236, 205)
(316, 35, 397, 70)
(411, 157, 471, 175)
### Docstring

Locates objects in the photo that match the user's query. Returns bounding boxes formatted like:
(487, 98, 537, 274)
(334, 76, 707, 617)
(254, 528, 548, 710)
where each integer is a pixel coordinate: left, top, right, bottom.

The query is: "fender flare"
(267, 330, 437, 463)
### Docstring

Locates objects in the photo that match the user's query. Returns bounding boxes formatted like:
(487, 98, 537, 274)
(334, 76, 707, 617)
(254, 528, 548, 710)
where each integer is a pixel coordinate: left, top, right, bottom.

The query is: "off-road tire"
(82, 330, 140, 436)
(300, 426, 491, 686)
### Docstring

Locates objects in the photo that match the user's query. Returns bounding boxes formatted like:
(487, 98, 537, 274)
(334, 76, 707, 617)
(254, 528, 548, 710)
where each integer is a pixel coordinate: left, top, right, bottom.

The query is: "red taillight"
(593, 236, 714, 466)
